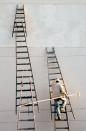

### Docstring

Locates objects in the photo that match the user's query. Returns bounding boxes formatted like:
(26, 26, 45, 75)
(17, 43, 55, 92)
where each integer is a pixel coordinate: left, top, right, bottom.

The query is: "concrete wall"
(0, 2, 86, 131)
(1, 4, 86, 47)
(0, 47, 86, 131)
(55, 47, 86, 130)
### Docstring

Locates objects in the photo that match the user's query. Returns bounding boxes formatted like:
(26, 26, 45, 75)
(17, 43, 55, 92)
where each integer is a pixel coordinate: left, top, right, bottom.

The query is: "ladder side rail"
(46, 48, 53, 120)
(65, 106, 70, 131)
(23, 6, 27, 36)
(16, 37, 18, 114)
(30, 79, 35, 130)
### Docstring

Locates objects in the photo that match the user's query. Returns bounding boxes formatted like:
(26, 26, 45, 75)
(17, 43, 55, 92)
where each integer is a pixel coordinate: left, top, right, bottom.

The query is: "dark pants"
(54, 98, 64, 118)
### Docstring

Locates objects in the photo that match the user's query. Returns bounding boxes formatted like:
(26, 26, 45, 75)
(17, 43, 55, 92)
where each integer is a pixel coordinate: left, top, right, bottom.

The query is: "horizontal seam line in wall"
(0, 45, 86, 49)
(0, 55, 86, 58)
(0, 120, 86, 124)
(0, 3, 86, 5)
(0, 108, 86, 112)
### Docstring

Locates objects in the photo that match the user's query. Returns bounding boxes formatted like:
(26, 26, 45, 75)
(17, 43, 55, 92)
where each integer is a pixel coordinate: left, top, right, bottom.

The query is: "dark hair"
(56, 80, 59, 83)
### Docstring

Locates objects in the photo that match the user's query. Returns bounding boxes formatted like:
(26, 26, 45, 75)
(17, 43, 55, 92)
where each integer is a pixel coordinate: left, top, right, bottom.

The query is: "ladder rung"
(17, 63, 30, 65)
(55, 119, 67, 121)
(47, 51, 54, 54)
(14, 25, 24, 29)
(16, 40, 26, 42)
(16, 51, 28, 53)
(17, 89, 35, 92)
(48, 67, 59, 69)
(18, 128, 35, 130)
(20, 111, 33, 113)
(19, 119, 34, 121)
(16, 96, 36, 99)
(17, 8, 24, 11)
(17, 76, 32, 78)
(48, 56, 56, 58)
(17, 46, 27, 48)
(16, 35, 25, 37)
(13, 30, 24, 33)
(48, 61, 57, 64)
(49, 72, 61, 75)
(56, 127, 69, 129)
(17, 82, 34, 85)
(14, 25, 25, 28)
(17, 57, 29, 59)
(49, 78, 63, 81)
(14, 21, 25, 23)
(16, 12, 24, 14)
(49, 78, 57, 81)
(67, 103, 70, 105)
(59, 78, 63, 80)
(17, 69, 31, 71)
(17, 103, 38, 107)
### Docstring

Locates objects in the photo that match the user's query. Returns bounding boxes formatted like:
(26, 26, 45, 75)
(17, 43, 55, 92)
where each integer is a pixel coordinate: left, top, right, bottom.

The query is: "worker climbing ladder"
(46, 47, 75, 131)
(12, 5, 39, 130)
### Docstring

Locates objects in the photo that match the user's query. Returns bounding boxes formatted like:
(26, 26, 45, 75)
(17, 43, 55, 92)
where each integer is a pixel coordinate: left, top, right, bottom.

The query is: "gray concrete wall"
(0, 2, 86, 131)
(1, 4, 86, 47)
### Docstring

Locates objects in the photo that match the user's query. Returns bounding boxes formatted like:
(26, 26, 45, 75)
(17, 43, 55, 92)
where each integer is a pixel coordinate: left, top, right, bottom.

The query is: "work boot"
(58, 114, 61, 120)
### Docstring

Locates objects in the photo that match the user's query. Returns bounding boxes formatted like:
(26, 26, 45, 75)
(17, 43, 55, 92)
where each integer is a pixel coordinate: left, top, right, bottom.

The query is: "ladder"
(12, 5, 39, 131)
(46, 47, 75, 131)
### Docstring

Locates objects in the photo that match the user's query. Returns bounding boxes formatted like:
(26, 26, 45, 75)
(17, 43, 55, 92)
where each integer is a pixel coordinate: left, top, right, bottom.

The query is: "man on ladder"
(51, 78, 68, 120)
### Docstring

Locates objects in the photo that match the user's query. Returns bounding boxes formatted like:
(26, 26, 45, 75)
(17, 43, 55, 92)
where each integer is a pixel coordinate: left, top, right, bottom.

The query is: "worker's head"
(56, 78, 60, 83)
